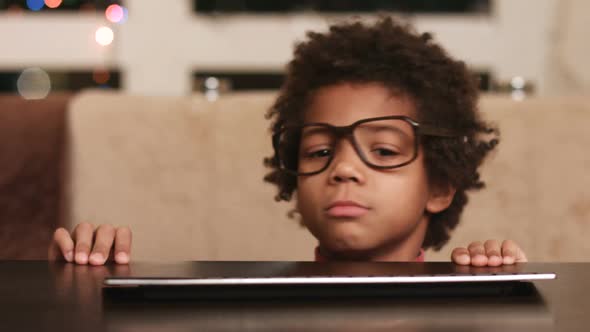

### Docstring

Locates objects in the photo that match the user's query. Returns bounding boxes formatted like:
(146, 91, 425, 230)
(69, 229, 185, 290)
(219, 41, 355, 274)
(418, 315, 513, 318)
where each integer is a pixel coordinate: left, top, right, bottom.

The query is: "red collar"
(314, 246, 425, 262)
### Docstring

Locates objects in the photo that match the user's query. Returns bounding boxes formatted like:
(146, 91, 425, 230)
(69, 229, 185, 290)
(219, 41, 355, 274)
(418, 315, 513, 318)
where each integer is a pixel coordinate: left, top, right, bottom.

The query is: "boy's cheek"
(296, 179, 324, 208)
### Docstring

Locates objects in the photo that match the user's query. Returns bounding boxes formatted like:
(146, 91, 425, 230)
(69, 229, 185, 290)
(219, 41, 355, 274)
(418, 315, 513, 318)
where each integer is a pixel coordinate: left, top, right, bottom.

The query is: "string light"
(119, 7, 129, 24)
(204, 77, 220, 90)
(95, 26, 114, 46)
(17, 67, 52, 100)
(511, 76, 526, 90)
(92, 69, 111, 84)
(105, 4, 125, 23)
(26, 0, 44, 11)
(44, 0, 62, 9)
(7, 4, 24, 13)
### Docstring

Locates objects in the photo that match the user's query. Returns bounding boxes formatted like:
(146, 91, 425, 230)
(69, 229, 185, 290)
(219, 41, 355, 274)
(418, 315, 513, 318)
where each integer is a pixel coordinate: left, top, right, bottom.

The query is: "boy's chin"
(320, 239, 378, 260)
(320, 224, 373, 246)
(323, 248, 375, 261)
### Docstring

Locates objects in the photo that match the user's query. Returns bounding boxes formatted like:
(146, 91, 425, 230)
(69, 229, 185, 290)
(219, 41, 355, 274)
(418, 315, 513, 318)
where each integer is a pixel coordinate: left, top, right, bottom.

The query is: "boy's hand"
(451, 240, 527, 266)
(48, 222, 132, 265)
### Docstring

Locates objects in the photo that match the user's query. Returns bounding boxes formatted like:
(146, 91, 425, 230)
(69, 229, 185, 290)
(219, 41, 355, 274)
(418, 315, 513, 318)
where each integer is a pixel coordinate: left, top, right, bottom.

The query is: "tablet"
(103, 261, 555, 300)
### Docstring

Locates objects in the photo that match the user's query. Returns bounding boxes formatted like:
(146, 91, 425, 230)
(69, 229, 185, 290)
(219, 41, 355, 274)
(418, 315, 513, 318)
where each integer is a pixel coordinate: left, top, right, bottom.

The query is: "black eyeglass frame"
(272, 115, 459, 176)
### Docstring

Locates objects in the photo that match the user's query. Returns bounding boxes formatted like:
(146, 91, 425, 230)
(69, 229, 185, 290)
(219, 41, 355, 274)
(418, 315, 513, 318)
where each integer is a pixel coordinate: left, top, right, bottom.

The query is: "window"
(193, 0, 491, 15)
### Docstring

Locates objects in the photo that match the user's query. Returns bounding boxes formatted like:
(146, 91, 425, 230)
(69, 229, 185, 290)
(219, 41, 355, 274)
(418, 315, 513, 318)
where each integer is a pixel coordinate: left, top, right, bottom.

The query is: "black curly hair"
(263, 17, 498, 251)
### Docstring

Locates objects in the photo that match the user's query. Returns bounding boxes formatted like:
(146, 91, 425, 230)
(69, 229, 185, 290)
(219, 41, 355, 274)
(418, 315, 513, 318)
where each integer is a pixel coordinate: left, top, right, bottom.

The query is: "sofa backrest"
(65, 90, 590, 261)
(65, 91, 316, 261)
(0, 93, 69, 259)
(452, 94, 590, 261)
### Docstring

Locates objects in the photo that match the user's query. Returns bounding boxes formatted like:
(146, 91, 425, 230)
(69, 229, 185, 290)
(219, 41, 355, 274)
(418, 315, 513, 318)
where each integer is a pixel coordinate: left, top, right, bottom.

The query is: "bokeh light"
(95, 26, 114, 46)
(92, 69, 111, 84)
(17, 67, 52, 100)
(118, 7, 129, 24)
(26, 0, 45, 11)
(44, 0, 62, 9)
(105, 4, 124, 23)
(80, 3, 95, 11)
(511, 76, 526, 90)
(204, 77, 220, 90)
(7, 4, 24, 14)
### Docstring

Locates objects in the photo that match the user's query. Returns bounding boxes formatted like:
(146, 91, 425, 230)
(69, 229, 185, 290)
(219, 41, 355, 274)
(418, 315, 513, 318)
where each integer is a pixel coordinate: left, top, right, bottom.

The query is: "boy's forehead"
(303, 83, 416, 125)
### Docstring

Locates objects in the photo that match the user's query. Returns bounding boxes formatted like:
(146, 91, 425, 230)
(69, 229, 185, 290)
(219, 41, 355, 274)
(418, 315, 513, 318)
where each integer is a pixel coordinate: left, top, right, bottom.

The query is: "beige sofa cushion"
(66, 91, 590, 261)
(65, 91, 316, 261)
(432, 95, 590, 262)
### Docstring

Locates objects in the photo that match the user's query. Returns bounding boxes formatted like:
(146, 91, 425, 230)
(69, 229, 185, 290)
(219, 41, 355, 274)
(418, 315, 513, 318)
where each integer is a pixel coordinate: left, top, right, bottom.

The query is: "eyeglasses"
(272, 115, 459, 176)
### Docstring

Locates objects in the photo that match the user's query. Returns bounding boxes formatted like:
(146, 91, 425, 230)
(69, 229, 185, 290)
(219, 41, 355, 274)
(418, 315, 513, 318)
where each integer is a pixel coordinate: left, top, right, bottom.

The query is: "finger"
(114, 227, 132, 264)
(89, 224, 115, 265)
(48, 228, 74, 262)
(451, 247, 471, 265)
(468, 241, 488, 266)
(72, 222, 95, 265)
(484, 239, 503, 266)
(502, 240, 528, 264)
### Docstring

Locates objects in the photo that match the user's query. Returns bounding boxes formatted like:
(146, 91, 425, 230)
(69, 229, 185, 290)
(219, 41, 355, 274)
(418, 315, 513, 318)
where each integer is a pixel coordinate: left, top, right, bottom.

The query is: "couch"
(0, 93, 69, 259)
(2, 90, 589, 261)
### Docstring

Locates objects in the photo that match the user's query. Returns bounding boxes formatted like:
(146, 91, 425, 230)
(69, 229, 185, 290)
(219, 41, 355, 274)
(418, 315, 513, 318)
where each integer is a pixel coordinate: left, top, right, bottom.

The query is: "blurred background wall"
(1, 0, 590, 260)
(1, 0, 588, 98)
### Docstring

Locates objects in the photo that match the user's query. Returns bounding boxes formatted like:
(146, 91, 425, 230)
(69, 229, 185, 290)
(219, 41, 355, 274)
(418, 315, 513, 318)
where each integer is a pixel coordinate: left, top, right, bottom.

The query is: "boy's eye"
(371, 147, 400, 157)
(304, 148, 332, 159)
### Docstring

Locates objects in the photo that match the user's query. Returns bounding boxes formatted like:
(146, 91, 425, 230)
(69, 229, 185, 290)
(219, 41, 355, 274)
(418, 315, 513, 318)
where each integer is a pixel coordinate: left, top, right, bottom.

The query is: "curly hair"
(263, 17, 498, 251)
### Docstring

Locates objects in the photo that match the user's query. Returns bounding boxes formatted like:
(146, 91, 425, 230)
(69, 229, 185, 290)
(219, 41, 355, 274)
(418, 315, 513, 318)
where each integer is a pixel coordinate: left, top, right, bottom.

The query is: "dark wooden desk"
(1, 261, 587, 331)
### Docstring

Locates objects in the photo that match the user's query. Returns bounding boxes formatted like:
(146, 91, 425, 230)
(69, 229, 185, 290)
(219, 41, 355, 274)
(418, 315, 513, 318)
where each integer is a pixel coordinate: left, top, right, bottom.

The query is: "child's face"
(296, 83, 452, 259)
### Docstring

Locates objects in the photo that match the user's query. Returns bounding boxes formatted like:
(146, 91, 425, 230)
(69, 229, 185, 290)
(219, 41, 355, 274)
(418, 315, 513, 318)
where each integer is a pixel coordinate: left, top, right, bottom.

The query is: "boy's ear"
(425, 184, 456, 214)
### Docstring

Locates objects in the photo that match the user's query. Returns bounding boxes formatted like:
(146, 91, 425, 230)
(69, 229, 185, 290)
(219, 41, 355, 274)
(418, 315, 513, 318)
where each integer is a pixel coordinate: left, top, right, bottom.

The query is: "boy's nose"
(328, 141, 366, 184)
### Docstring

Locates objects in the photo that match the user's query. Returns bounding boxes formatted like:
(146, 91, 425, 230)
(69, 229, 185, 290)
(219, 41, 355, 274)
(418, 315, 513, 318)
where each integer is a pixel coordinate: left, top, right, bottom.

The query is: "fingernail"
(90, 253, 104, 264)
(459, 254, 470, 263)
(489, 255, 503, 265)
(65, 251, 73, 262)
(116, 252, 129, 264)
(75, 252, 88, 264)
(473, 254, 487, 264)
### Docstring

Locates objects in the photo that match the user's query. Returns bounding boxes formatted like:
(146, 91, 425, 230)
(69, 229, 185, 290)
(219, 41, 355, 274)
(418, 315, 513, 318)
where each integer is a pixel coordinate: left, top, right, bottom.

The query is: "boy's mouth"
(325, 200, 370, 218)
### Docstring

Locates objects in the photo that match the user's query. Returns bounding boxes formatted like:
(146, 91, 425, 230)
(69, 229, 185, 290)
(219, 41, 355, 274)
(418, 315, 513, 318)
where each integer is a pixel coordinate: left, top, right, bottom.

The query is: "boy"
(49, 17, 527, 266)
